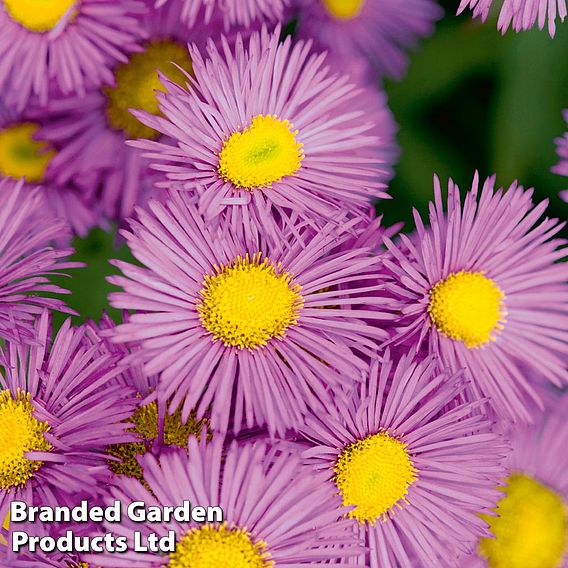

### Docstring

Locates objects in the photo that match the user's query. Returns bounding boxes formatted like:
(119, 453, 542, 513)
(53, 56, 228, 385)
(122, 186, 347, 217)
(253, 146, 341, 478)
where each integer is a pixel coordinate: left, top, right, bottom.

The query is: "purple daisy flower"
(155, 0, 289, 28)
(0, 311, 137, 543)
(459, 395, 568, 567)
(299, 353, 508, 567)
(553, 109, 568, 202)
(84, 314, 206, 476)
(0, 0, 147, 111)
(37, 1, 221, 225)
(458, 0, 567, 36)
(84, 314, 211, 484)
(0, 100, 103, 236)
(383, 173, 568, 422)
(89, 437, 361, 566)
(131, 27, 389, 228)
(295, 0, 443, 81)
(108, 193, 391, 435)
(0, 177, 80, 343)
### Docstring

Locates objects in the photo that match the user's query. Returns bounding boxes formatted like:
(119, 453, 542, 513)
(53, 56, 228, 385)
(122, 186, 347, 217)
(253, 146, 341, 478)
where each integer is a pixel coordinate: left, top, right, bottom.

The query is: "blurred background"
(55, 0, 568, 326)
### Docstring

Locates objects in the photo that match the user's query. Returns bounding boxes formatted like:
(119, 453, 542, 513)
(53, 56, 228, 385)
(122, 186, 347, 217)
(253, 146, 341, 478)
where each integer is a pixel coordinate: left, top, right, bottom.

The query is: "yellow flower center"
(3, 0, 76, 32)
(169, 525, 273, 568)
(428, 271, 505, 348)
(322, 0, 366, 20)
(0, 389, 52, 490)
(0, 123, 56, 183)
(105, 40, 193, 140)
(334, 431, 417, 524)
(107, 401, 209, 481)
(479, 473, 567, 568)
(198, 253, 303, 350)
(218, 115, 304, 190)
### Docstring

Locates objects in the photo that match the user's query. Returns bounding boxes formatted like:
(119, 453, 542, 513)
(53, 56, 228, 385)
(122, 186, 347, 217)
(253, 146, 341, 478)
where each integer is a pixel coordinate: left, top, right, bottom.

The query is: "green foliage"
(382, 9, 568, 228)
(51, 227, 136, 327)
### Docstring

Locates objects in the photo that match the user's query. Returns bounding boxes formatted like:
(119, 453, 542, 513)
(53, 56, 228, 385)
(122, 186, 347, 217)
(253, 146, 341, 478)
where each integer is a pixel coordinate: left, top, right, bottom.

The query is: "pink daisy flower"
(89, 437, 362, 566)
(131, 27, 389, 228)
(459, 395, 568, 567)
(37, 1, 222, 225)
(0, 100, 103, 236)
(0, 178, 79, 343)
(108, 193, 391, 436)
(552, 109, 568, 202)
(295, 0, 443, 80)
(383, 173, 568, 422)
(458, 0, 567, 36)
(84, 314, 211, 484)
(0, 312, 138, 545)
(299, 353, 508, 567)
(0, 0, 147, 111)
(154, 0, 289, 28)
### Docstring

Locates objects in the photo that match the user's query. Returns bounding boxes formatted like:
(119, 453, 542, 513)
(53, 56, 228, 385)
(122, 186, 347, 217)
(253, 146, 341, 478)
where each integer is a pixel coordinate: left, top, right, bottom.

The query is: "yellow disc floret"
(322, 0, 366, 20)
(218, 114, 304, 190)
(334, 431, 417, 524)
(428, 271, 505, 348)
(198, 252, 303, 350)
(169, 524, 273, 568)
(105, 40, 193, 140)
(0, 123, 55, 183)
(3, 0, 76, 32)
(479, 473, 567, 568)
(0, 389, 52, 490)
(108, 400, 209, 481)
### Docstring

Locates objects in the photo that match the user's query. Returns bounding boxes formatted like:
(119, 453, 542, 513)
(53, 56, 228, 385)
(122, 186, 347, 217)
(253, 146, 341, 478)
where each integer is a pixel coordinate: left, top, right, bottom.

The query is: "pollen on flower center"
(428, 271, 505, 348)
(107, 400, 209, 481)
(168, 524, 273, 568)
(105, 40, 193, 140)
(479, 473, 567, 568)
(0, 123, 56, 183)
(0, 389, 52, 490)
(197, 252, 303, 349)
(334, 431, 417, 524)
(3, 0, 76, 32)
(322, 0, 366, 20)
(217, 114, 304, 190)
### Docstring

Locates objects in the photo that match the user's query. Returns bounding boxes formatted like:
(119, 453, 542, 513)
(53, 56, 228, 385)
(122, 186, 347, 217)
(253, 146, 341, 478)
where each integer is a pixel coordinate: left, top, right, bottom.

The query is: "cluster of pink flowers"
(0, 1, 566, 567)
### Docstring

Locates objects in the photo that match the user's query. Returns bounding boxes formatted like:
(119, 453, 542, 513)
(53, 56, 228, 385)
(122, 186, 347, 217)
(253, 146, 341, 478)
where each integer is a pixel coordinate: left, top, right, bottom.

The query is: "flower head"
(458, 0, 567, 37)
(384, 173, 568, 422)
(83, 314, 210, 484)
(36, 1, 220, 225)
(299, 353, 508, 567)
(131, 27, 389, 228)
(0, 177, 80, 342)
(0, 101, 104, 236)
(460, 395, 568, 568)
(0, 0, 147, 110)
(0, 312, 137, 540)
(89, 437, 361, 566)
(295, 0, 443, 80)
(108, 193, 390, 435)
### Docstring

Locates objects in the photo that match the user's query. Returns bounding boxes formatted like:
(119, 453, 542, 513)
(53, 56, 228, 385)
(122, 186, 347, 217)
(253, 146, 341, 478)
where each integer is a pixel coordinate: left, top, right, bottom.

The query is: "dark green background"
(55, 1, 568, 326)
